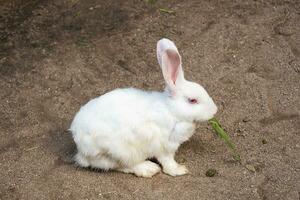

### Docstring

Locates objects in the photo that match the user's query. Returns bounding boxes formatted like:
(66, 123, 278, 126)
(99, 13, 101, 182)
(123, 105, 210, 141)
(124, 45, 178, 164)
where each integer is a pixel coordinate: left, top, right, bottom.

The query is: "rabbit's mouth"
(195, 102, 218, 122)
(207, 103, 218, 120)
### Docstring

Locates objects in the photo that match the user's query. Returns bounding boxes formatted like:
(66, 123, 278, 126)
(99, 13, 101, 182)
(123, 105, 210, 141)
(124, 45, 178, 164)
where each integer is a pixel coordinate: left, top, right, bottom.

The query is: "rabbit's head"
(157, 38, 217, 122)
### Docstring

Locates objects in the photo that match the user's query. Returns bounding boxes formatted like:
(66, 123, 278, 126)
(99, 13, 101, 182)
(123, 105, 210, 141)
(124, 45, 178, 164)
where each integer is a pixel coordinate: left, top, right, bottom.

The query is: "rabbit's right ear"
(157, 38, 185, 94)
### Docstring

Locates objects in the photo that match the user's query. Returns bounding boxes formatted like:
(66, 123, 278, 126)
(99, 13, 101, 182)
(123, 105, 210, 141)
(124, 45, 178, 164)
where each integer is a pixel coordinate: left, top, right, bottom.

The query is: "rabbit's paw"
(163, 164, 189, 176)
(125, 161, 161, 178)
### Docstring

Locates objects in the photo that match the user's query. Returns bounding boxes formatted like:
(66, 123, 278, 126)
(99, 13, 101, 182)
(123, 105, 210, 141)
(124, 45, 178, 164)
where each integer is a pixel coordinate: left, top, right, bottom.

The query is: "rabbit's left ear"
(157, 38, 185, 93)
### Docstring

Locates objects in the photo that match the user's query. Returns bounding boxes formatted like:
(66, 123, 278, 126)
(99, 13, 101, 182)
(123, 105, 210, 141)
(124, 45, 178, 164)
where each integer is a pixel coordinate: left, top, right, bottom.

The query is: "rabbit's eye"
(188, 98, 198, 104)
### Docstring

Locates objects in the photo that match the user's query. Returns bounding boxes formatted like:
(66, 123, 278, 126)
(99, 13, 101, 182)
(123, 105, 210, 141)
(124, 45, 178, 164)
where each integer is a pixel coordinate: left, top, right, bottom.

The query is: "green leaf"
(209, 118, 235, 150)
(209, 118, 241, 161)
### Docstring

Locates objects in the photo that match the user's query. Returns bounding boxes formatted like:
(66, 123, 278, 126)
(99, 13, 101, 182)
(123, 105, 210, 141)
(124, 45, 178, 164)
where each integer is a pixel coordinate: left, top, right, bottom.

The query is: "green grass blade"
(159, 8, 174, 14)
(209, 118, 235, 150)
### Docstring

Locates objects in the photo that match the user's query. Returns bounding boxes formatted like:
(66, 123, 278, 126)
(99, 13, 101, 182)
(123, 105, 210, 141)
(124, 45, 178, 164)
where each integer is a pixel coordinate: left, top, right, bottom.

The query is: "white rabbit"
(70, 38, 217, 177)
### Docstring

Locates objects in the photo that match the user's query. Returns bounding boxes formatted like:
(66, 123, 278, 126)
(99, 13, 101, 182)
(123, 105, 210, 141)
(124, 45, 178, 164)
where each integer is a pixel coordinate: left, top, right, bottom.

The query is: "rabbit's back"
(70, 88, 171, 137)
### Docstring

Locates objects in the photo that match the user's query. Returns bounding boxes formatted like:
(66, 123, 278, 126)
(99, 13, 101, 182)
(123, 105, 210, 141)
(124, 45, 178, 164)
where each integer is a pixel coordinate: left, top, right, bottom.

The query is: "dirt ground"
(0, 0, 300, 199)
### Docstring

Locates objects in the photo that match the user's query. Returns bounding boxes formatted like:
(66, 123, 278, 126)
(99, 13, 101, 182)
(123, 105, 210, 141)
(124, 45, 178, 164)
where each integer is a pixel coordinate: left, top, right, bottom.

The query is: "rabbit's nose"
(212, 104, 218, 115)
(209, 102, 218, 119)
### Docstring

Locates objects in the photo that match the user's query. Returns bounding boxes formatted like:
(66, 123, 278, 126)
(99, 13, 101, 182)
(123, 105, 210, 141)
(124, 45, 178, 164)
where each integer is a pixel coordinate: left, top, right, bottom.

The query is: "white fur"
(70, 38, 217, 177)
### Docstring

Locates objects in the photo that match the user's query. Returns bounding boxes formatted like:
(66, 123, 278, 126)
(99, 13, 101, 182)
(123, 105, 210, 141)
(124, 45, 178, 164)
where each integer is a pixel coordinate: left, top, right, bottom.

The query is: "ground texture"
(0, 0, 300, 199)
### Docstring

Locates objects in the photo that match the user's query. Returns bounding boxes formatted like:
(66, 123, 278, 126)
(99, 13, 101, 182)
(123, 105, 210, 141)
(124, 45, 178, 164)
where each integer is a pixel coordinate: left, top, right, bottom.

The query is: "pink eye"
(188, 98, 198, 104)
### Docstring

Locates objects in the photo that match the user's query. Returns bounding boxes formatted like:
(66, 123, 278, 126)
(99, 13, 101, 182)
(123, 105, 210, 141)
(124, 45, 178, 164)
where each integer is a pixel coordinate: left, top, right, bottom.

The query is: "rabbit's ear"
(157, 38, 184, 93)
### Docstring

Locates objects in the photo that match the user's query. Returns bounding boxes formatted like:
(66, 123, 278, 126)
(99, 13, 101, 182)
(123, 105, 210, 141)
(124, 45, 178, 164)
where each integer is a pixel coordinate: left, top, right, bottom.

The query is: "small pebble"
(205, 168, 217, 177)
(245, 164, 256, 173)
(242, 117, 250, 122)
(262, 139, 267, 144)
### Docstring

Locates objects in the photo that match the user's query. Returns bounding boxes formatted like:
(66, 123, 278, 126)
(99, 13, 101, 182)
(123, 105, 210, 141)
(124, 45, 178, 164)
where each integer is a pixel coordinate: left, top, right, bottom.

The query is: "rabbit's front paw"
(163, 164, 189, 176)
(131, 161, 161, 178)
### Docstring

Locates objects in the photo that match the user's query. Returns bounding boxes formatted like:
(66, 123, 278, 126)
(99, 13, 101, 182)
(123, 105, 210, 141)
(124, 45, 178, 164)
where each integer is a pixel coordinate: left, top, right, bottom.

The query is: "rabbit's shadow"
(46, 128, 76, 168)
(46, 128, 114, 174)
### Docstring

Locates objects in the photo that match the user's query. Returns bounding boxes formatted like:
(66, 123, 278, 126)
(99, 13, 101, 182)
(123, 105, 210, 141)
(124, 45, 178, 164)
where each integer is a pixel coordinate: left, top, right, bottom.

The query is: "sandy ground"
(0, 0, 300, 199)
